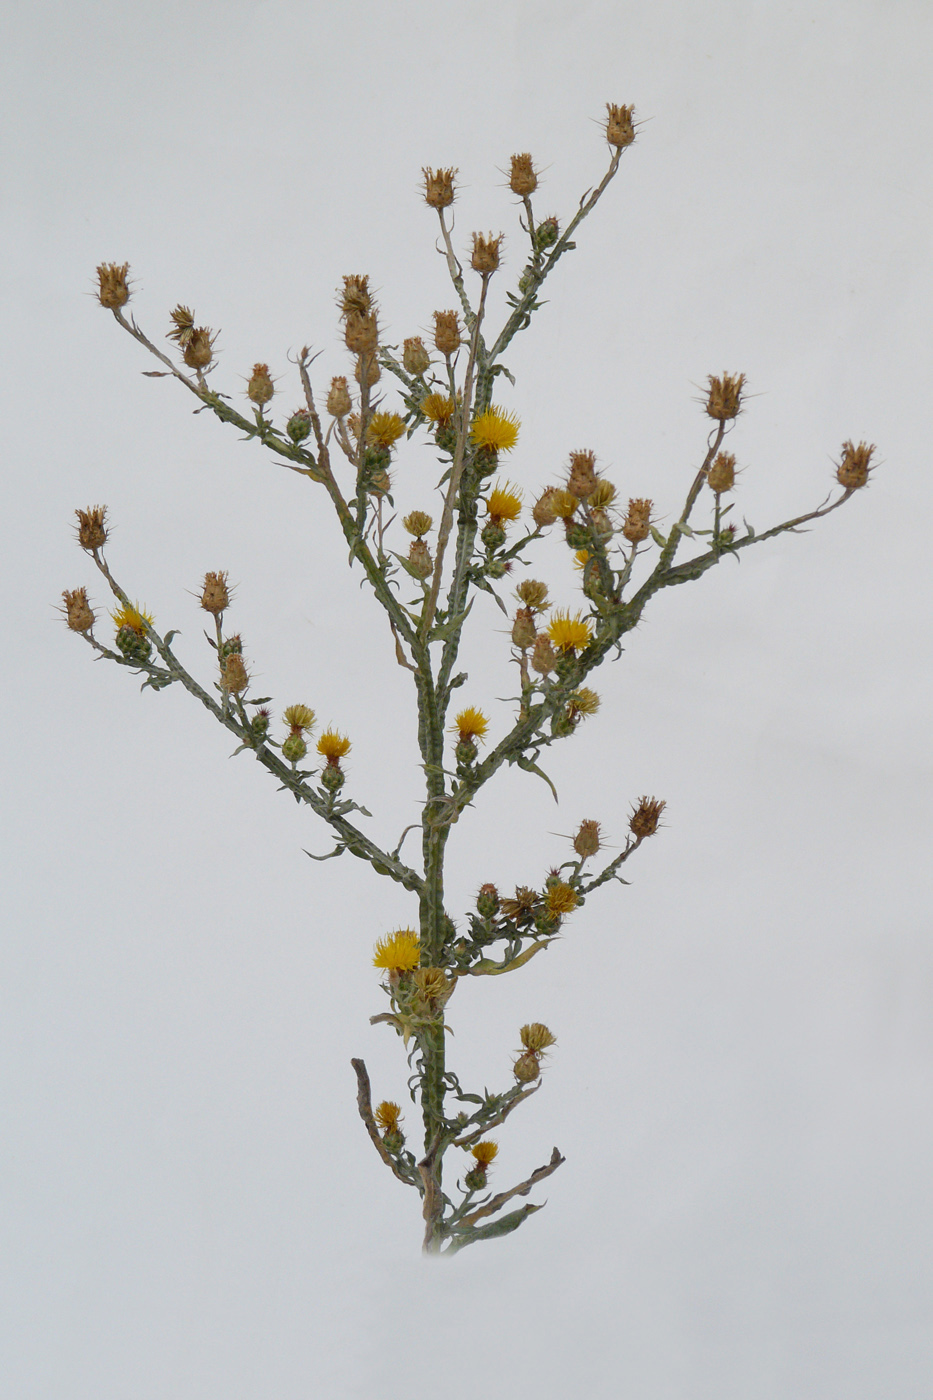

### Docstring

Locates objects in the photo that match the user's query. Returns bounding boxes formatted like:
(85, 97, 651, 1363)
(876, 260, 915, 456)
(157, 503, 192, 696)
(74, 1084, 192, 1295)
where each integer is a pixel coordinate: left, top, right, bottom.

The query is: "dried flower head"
(629, 796, 666, 839)
(573, 819, 602, 859)
(531, 634, 557, 675)
(339, 275, 372, 317)
(836, 440, 875, 491)
(403, 511, 433, 538)
(605, 103, 636, 149)
(470, 1140, 499, 1167)
(199, 571, 230, 615)
(433, 310, 461, 356)
(567, 687, 600, 718)
(375, 1101, 402, 1133)
(166, 304, 196, 345)
(74, 505, 108, 552)
(283, 704, 315, 734)
(486, 482, 523, 524)
(345, 311, 379, 355)
(516, 579, 550, 611)
(549, 489, 580, 521)
(412, 967, 452, 1010)
(366, 413, 406, 448)
(622, 498, 653, 544)
(547, 610, 593, 653)
(520, 1022, 557, 1053)
(423, 167, 457, 209)
(707, 452, 736, 494)
(567, 450, 600, 499)
(471, 232, 502, 274)
(317, 730, 351, 763)
(532, 487, 561, 528)
(247, 364, 275, 407)
(61, 587, 95, 633)
(96, 262, 130, 310)
(589, 479, 617, 510)
(547, 882, 579, 916)
(513, 1051, 541, 1083)
(705, 373, 745, 422)
(326, 376, 352, 418)
(403, 337, 431, 376)
(471, 407, 520, 454)
(373, 929, 421, 974)
(354, 354, 380, 388)
(182, 326, 217, 371)
(511, 607, 537, 650)
(407, 539, 433, 578)
(509, 153, 538, 197)
(221, 652, 249, 694)
(452, 707, 489, 743)
(501, 886, 541, 921)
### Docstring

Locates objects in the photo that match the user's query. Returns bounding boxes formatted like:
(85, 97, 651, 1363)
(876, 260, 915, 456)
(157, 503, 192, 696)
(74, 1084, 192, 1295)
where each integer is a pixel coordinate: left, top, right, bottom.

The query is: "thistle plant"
(66, 106, 875, 1255)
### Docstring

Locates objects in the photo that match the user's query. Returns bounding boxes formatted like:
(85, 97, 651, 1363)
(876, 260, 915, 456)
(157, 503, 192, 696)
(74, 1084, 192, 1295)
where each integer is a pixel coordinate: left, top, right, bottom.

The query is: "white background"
(4, 1, 932, 1396)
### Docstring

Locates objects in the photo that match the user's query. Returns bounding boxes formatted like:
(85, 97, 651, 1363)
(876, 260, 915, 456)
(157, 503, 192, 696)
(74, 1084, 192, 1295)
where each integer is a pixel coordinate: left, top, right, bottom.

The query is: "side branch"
(351, 1059, 419, 1187)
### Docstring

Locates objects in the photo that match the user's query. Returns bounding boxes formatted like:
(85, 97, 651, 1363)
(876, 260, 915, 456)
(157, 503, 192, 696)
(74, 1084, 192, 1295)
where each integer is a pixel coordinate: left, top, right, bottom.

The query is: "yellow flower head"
(573, 549, 590, 571)
(547, 882, 579, 917)
(366, 412, 406, 448)
(373, 929, 421, 974)
(486, 482, 523, 524)
(283, 704, 315, 734)
(470, 1140, 499, 1167)
(451, 707, 489, 743)
(470, 407, 520, 454)
(375, 1101, 403, 1133)
(519, 1022, 557, 1053)
(317, 729, 351, 763)
(111, 602, 153, 636)
(421, 393, 456, 425)
(547, 610, 593, 653)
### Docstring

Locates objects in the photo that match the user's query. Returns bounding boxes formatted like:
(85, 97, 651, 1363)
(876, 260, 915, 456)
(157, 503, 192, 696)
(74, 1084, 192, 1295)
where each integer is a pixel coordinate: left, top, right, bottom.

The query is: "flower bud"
(605, 103, 636, 149)
(403, 337, 431, 376)
(61, 587, 95, 633)
(622, 498, 652, 544)
(513, 1050, 541, 1083)
(532, 488, 560, 528)
(183, 327, 216, 371)
(433, 310, 461, 356)
(481, 520, 507, 551)
(707, 452, 736, 494)
(282, 733, 307, 763)
(251, 708, 271, 740)
(509, 153, 538, 196)
(247, 364, 274, 407)
(96, 262, 130, 309)
(567, 450, 599, 499)
(836, 440, 875, 491)
(533, 215, 560, 250)
(476, 883, 500, 918)
(471, 232, 502, 274)
(511, 607, 537, 650)
(320, 763, 345, 792)
(423, 167, 456, 209)
(74, 505, 108, 552)
(286, 409, 312, 444)
(327, 376, 352, 417)
(200, 571, 230, 615)
(354, 354, 381, 387)
(705, 373, 745, 421)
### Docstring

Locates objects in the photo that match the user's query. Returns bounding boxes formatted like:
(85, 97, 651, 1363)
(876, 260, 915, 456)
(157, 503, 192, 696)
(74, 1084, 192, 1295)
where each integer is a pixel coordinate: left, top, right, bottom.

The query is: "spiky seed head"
(566, 450, 600, 499)
(574, 819, 602, 859)
(354, 355, 380, 388)
(96, 262, 130, 309)
(247, 364, 275, 407)
(836, 440, 875, 491)
(513, 1050, 541, 1083)
(520, 1022, 557, 1053)
(501, 886, 540, 921)
(74, 505, 108, 552)
(372, 929, 421, 974)
(707, 452, 736, 494)
(220, 652, 249, 694)
(531, 634, 557, 675)
(532, 488, 560, 528)
(61, 587, 95, 633)
(339, 275, 372, 317)
(511, 607, 537, 650)
(403, 336, 431, 376)
(283, 704, 315, 734)
(344, 311, 378, 355)
(622, 498, 653, 543)
(423, 167, 456, 209)
(605, 103, 636, 149)
(403, 511, 433, 538)
(471, 232, 502, 274)
(183, 326, 216, 370)
(199, 571, 230, 614)
(515, 579, 550, 611)
(433, 310, 461, 355)
(509, 153, 538, 196)
(326, 376, 352, 418)
(407, 539, 433, 578)
(629, 796, 666, 838)
(705, 373, 745, 421)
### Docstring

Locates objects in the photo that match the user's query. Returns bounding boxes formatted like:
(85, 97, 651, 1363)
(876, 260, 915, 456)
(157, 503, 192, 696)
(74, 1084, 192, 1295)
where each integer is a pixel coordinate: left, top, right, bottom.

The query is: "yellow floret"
(317, 729, 351, 761)
(486, 482, 523, 523)
(111, 602, 153, 635)
(451, 707, 489, 742)
(366, 412, 406, 448)
(470, 406, 520, 453)
(373, 929, 421, 973)
(546, 610, 593, 653)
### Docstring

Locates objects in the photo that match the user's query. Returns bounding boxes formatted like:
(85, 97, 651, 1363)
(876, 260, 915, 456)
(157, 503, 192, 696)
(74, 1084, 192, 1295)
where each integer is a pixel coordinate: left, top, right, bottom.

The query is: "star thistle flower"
(486, 482, 523, 524)
(451, 707, 489, 743)
(317, 730, 351, 763)
(629, 796, 666, 838)
(96, 262, 130, 309)
(283, 705, 315, 734)
(375, 1101, 403, 1133)
(547, 882, 579, 917)
(373, 929, 421, 974)
(111, 602, 153, 635)
(470, 407, 520, 454)
(420, 393, 456, 425)
(547, 611, 593, 653)
(61, 587, 95, 633)
(366, 412, 406, 448)
(470, 1140, 499, 1168)
(519, 1022, 557, 1053)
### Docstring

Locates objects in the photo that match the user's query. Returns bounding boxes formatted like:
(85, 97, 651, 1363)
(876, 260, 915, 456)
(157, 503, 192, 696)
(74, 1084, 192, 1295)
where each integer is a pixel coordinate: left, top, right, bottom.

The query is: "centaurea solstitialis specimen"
(66, 106, 875, 1254)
